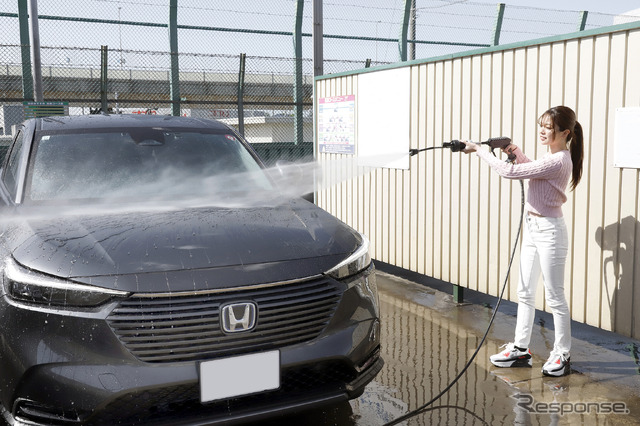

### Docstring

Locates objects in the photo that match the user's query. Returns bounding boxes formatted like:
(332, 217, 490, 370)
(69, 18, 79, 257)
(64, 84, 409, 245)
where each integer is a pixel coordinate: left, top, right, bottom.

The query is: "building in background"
(0, 104, 23, 137)
(615, 8, 640, 24)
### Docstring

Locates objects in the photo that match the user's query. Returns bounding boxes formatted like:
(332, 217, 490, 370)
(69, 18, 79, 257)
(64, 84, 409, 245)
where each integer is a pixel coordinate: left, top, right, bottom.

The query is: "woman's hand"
(501, 143, 518, 154)
(462, 141, 478, 154)
(499, 143, 519, 163)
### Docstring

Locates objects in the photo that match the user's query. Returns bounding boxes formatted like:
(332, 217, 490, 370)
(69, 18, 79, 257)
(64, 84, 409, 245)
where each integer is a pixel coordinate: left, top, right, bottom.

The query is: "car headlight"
(326, 234, 371, 279)
(3, 257, 129, 307)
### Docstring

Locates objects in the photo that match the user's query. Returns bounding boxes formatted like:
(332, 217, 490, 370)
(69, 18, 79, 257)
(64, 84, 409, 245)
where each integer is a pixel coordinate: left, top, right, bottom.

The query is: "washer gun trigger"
(484, 137, 516, 163)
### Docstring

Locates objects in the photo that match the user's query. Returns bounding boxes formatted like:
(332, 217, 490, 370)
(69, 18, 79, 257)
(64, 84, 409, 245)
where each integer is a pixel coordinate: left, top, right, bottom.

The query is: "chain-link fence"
(1, 0, 639, 159)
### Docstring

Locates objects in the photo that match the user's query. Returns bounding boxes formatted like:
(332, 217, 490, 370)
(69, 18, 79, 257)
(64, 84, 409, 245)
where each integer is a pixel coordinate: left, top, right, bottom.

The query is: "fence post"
(17, 0, 33, 101)
(100, 45, 108, 112)
(577, 11, 588, 31)
(168, 0, 180, 117)
(492, 3, 505, 46)
(237, 53, 246, 137)
(398, 0, 412, 61)
(293, 0, 304, 146)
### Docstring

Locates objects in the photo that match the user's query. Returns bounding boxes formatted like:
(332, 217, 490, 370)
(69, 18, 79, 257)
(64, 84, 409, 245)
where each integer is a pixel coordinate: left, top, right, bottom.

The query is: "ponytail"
(539, 106, 584, 191)
(569, 121, 583, 191)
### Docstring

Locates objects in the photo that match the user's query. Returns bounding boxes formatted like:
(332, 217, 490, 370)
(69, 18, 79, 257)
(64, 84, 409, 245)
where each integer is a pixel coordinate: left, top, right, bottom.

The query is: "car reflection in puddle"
(264, 271, 640, 425)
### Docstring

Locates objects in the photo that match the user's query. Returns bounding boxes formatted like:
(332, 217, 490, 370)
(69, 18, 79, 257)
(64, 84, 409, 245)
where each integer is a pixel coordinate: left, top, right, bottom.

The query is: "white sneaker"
(542, 351, 570, 376)
(490, 343, 532, 367)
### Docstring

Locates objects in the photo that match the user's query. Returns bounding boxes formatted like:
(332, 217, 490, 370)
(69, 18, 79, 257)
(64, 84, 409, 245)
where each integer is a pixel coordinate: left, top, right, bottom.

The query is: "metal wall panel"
(316, 24, 640, 339)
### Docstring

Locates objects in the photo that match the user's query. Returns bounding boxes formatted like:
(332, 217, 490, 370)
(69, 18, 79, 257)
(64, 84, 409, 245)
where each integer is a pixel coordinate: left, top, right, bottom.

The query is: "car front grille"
(106, 276, 342, 363)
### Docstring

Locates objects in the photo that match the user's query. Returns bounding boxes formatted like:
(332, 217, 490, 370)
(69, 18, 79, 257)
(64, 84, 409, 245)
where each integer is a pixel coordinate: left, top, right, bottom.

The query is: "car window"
(26, 129, 274, 202)
(2, 130, 25, 201)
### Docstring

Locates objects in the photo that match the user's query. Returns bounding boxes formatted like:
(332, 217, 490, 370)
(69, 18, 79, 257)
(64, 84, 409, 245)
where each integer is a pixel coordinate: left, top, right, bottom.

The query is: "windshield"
(26, 128, 274, 203)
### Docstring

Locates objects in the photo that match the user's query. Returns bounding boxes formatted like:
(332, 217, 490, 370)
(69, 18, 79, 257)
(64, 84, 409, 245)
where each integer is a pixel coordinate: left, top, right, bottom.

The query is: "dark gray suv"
(0, 114, 382, 425)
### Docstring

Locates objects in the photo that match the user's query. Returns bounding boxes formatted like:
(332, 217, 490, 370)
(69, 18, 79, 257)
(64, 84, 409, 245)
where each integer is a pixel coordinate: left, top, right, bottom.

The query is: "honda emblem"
(221, 302, 257, 333)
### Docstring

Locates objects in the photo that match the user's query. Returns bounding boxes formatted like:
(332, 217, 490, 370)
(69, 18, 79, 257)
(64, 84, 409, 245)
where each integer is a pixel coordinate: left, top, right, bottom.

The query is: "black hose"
(383, 179, 526, 426)
(409, 146, 447, 156)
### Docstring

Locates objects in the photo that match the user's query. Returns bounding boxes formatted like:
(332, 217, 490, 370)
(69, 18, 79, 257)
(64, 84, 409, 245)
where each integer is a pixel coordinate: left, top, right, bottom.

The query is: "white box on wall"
(356, 67, 410, 170)
(614, 107, 640, 169)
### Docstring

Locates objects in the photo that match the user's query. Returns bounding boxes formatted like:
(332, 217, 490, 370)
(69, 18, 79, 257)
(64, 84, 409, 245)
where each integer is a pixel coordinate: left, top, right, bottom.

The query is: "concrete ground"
(263, 268, 640, 425)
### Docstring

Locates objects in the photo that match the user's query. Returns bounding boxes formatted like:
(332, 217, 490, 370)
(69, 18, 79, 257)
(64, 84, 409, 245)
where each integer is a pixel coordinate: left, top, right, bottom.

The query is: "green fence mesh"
(1, 0, 638, 163)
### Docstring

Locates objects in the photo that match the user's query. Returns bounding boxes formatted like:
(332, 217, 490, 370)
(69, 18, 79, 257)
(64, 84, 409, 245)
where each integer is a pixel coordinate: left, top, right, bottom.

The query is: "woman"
(463, 105, 584, 377)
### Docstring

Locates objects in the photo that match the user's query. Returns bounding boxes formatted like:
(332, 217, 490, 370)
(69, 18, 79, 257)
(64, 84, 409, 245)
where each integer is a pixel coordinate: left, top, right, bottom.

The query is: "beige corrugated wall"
(315, 22, 640, 339)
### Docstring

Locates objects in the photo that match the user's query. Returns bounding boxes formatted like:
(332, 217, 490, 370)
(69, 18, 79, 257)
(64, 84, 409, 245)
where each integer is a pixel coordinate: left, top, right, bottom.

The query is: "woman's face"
(539, 115, 568, 151)
(539, 115, 556, 146)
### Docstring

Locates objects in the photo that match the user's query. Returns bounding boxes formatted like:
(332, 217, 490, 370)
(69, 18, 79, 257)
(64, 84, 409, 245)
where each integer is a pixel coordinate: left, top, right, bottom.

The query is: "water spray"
(383, 137, 525, 426)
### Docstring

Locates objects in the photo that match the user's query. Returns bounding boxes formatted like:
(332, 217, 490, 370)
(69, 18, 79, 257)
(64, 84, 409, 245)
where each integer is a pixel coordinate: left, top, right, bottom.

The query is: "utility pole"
(409, 0, 416, 60)
(293, 0, 304, 145)
(313, 0, 323, 77)
(168, 0, 180, 116)
(28, 0, 43, 101)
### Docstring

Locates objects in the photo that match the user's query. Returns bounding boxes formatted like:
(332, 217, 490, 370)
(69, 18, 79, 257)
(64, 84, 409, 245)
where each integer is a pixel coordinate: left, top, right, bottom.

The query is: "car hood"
(8, 199, 360, 292)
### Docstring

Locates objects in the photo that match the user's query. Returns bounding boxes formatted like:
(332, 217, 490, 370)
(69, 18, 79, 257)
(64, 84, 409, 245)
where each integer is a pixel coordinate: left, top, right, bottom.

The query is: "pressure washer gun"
(409, 137, 515, 162)
(444, 136, 513, 157)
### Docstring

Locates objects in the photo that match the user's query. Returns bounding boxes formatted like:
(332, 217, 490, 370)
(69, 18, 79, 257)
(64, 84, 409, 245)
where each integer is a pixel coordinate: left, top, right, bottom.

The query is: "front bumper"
(0, 269, 382, 425)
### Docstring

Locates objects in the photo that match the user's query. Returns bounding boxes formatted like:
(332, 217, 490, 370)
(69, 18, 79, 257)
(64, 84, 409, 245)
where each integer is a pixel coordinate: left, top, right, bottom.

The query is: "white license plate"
(199, 350, 280, 403)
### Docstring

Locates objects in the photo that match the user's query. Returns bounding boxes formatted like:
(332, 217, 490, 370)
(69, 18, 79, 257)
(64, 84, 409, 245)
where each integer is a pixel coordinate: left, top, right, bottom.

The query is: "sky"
(476, 0, 640, 15)
(1, 0, 640, 72)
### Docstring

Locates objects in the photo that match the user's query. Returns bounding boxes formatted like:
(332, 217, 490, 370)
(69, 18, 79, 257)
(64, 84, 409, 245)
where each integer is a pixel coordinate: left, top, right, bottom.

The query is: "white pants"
(513, 214, 571, 355)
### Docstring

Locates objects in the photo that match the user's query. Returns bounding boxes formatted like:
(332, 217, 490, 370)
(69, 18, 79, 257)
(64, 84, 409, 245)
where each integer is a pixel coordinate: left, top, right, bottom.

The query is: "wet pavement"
(261, 270, 640, 425)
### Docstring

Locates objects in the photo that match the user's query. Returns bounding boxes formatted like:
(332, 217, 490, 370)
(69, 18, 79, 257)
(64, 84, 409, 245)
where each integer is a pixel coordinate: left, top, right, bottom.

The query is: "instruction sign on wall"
(318, 95, 355, 155)
(614, 107, 640, 169)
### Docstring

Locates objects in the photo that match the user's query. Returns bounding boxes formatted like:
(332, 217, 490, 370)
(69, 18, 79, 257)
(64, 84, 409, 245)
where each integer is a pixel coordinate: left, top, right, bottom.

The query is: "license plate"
(199, 350, 280, 403)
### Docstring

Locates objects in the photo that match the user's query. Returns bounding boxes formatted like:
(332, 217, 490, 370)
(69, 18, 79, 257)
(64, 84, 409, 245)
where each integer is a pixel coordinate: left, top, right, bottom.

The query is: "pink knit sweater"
(475, 146, 572, 218)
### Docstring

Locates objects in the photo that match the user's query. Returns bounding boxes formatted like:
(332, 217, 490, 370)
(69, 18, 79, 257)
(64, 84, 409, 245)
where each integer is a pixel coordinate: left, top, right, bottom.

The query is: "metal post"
(313, 0, 323, 77)
(168, 0, 180, 117)
(17, 0, 33, 101)
(453, 284, 464, 304)
(311, 0, 322, 205)
(100, 45, 108, 112)
(398, 0, 412, 61)
(237, 53, 246, 137)
(409, 0, 416, 60)
(492, 3, 506, 46)
(27, 0, 43, 102)
(365, 58, 371, 68)
(577, 11, 588, 31)
(293, 0, 304, 146)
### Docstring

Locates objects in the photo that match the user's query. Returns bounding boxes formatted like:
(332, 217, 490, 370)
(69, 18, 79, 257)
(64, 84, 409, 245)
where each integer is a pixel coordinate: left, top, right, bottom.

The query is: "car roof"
(33, 114, 231, 132)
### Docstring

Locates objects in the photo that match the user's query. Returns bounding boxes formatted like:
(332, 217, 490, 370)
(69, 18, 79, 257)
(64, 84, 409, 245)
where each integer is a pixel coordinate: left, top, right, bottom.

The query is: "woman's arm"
(463, 141, 565, 180)
(474, 147, 564, 180)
